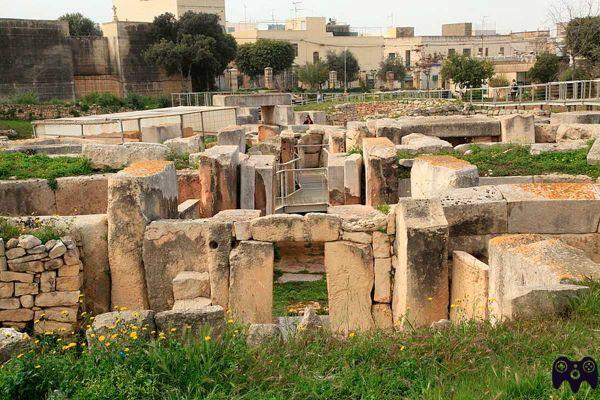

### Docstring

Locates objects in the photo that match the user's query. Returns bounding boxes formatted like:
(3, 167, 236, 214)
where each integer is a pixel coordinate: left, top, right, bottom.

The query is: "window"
(485, 48, 489, 57)
(292, 44, 299, 57)
(463, 48, 471, 56)
(499, 47, 505, 56)
(388, 53, 396, 59)
(313, 51, 320, 63)
(448, 48, 456, 56)
(478, 47, 483, 56)
(405, 50, 411, 67)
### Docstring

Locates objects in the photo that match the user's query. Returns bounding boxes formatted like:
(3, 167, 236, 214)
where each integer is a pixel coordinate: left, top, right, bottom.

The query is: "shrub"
(10, 92, 39, 105)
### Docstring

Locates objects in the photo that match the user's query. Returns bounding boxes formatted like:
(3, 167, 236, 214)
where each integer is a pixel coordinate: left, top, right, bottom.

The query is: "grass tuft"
(0, 153, 94, 181)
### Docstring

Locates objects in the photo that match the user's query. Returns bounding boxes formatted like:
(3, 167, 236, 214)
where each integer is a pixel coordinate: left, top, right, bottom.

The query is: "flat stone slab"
(276, 273, 323, 284)
(327, 205, 387, 232)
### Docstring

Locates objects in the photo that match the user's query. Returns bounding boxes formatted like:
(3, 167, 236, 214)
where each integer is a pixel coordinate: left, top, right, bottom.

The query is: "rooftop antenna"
(244, 3, 247, 23)
(388, 13, 394, 27)
(291, 1, 303, 20)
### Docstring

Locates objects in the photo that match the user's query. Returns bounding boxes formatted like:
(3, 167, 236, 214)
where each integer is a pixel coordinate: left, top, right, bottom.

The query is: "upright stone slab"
(362, 137, 399, 207)
(498, 114, 535, 144)
(393, 199, 449, 329)
(299, 130, 324, 168)
(344, 153, 363, 205)
(108, 161, 179, 309)
(229, 241, 274, 324)
(141, 124, 182, 144)
(325, 241, 375, 335)
(198, 145, 239, 217)
(587, 139, 600, 165)
(450, 251, 489, 322)
(346, 121, 373, 151)
(274, 105, 294, 125)
(327, 129, 346, 154)
(240, 155, 276, 215)
(217, 126, 246, 154)
(327, 153, 346, 206)
(411, 156, 479, 199)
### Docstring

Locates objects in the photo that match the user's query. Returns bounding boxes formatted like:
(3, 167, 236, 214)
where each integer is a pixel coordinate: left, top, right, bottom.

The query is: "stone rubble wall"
(0, 235, 82, 335)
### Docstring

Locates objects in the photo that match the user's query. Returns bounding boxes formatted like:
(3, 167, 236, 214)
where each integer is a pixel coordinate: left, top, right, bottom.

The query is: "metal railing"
(291, 89, 454, 106)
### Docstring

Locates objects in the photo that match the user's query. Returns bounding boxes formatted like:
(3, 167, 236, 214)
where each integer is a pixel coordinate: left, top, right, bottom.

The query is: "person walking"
(510, 79, 519, 101)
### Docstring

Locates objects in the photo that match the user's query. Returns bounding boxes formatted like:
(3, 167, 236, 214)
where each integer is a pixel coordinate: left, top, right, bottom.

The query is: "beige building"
(112, 0, 226, 23)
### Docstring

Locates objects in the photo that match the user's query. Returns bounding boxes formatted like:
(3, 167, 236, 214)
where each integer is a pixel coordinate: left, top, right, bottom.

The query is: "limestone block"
(164, 134, 204, 155)
(217, 126, 246, 153)
(450, 251, 489, 322)
(411, 156, 479, 199)
(14, 282, 38, 296)
(5, 248, 25, 260)
(0, 179, 57, 216)
(298, 131, 323, 168)
(587, 139, 600, 165)
(33, 320, 74, 335)
(35, 291, 79, 307)
(372, 231, 391, 258)
(240, 155, 276, 215)
(247, 324, 283, 346)
(556, 124, 600, 142)
(229, 241, 274, 324)
(141, 124, 182, 143)
(58, 264, 80, 277)
(20, 295, 33, 308)
(441, 186, 508, 236)
(341, 231, 372, 244)
(294, 111, 327, 125)
(497, 183, 600, 233)
(143, 219, 232, 312)
(325, 241, 374, 335)
(498, 114, 535, 144)
(258, 125, 280, 142)
(448, 234, 497, 259)
(173, 297, 212, 311)
(344, 154, 363, 205)
(0, 309, 34, 322)
(393, 199, 449, 329)
(533, 174, 593, 183)
(198, 145, 239, 217)
(327, 153, 346, 206)
(87, 310, 155, 344)
(173, 271, 210, 301)
(0, 283, 13, 298)
(251, 214, 305, 242)
(177, 169, 202, 213)
(534, 124, 559, 143)
(371, 119, 406, 144)
(508, 284, 588, 320)
(56, 276, 82, 291)
(396, 133, 453, 154)
(327, 129, 346, 154)
(305, 213, 340, 242)
(55, 174, 109, 215)
(108, 161, 179, 310)
(213, 209, 261, 241)
(374, 258, 392, 303)
(551, 111, 600, 125)
(178, 199, 200, 219)
(274, 105, 294, 125)
(0, 298, 19, 310)
(0, 271, 33, 283)
(0, 328, 30, 363)
(327, 205, 387, 232)
(82, 143, 170, 170)
(345, 121, 373, 150)
(34, 306, 78, 323)
(529, 141, 588, 155)
(362, 137, 399, 207)
(155, 305, 225, 339)
(371, 304, 393, 330)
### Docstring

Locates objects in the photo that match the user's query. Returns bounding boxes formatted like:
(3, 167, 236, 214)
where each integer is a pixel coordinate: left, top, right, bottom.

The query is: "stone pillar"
(393, 199, 449, 329)
(229, 241, 274, 324)
(385, 71, 395, 91)
(327, 153, 346, 206)
(362, 137, 399, 207)
(450, 251, 489, 322)
(108, 161, 179, 310)
(411, 156, 479, 199)
(327, 129, 346, 154)
(344, 153, 363, 205)
(498, 114, 535, 144)
(328, 70, 338, 90)
(280, 132, 296, 196)
(264, 67, 274, 90)
(274, 105, 294, 125)
(241, 155, 276, 215)
(198, 145, 240, 217)
(217, 125, 246, 153)
(325, 241, 375, 335)
(228, 68, 239, 92)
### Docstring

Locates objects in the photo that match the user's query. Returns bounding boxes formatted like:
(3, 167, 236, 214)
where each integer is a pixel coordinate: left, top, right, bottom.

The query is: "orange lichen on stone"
(515, 183, 598, 200)
(416, 155, 473, 170)
(123, 160, 171, 177)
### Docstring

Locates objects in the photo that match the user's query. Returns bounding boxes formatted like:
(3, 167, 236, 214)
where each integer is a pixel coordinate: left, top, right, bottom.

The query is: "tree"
(440, 55, 494, 89)
(529, 52, 563, 83)
(325, 50, 360, 86)
(58, 13, 101, 37)
(414, 52, 443, 89)
(235, 39, 296, 79)
(145, 12, 237, 91)
(565, 16, 600, 64)
(297, 62, 329, 90)
(377, 57, 407, 84)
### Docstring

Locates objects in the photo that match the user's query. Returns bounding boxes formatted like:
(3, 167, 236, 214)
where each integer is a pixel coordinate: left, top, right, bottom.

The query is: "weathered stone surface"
(173, 297, 212, 311)
(164, 134, 204, 155)
(173, 271, 210, 301)
(0, 328, 30, 363)
(497, 183, 600, 233)
(587, 139, 600, 166)
(58, 264, 80, 277)
(178, 199, 200, 219)
(9, 260, 44, 273)
(87, 310, 155, 345)
(55, 175, 109, 215)
(155, 305, 225, 338)
(393, 199, 449, 329)
(5, 248, 25, 260)
(143, 219, 232, 312)
(374, 258, 392, 303)
(0, 271, 33, 283)
(198, 145, 239, 217)
(344, 153, 363, 205)
(35, 291, 79, 307)
(534, 124, 559, 143)
(372, 231, 391, 258)
(363, 137, 399, 207)
(33, 320, 75, 335)
(556, 124, 600, 142)
(14, 282, 38, 296)
(298, 131, 324, 168)
(327, 152, 346, 206)
(0, 283, 13, 298)
(551, 111, 600, 125)
(371, 304, 393, 330)
(229, 241, 274, 324)
(0, 309, 34, 322)
(18, 235, 41, 250)
(217, 126, 246, 153)
(529, 141, 588, 155)
(346, 121, 374, 150)
(396, 133, 453, 154)
(108, 161, 179, 310)
(250, 215, 305, 242)
(450, 251, 489, 322)
(82, 143, 170, 169)
(305, 214, 340, 242)
(341, 231, 372, 244)
(411, 156, 479, 198)
(20, 295, 33, 308)
(141, 124, 182, 143)
(327, 129, 346, 154)
(441, 186, 508, 236)
(297, 307, 323, 333)
(0, 298, 20, 310)
(257, 125, 280, 142)
(533, 174, 593, 183)
(498, 114, 535, 144)
(247, 324, 283, 346)
(0, 179, 57, 216)
(324, 241, 374, 335)
(327, 205, 387, 232)
(276, 273, 322, 284)
(48, 241, 66, 259)
(294, 111, 326, 125)
(213, 209, 261, 241)
(56, 276, 82, 291)
(240, 155, 276, 215)
(508, 284, 589, 320)
(35, 306, 78, 323)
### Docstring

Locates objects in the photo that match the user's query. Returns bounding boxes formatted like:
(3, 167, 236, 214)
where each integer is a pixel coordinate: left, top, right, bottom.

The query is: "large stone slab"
(497, 183, 600, 233)
(198, 145, 239, 217)
(0, 179, 57, 216)
(327, 205, 387, 232)
(498, 114, 535, 144)
(82, 143, 170, 170)
(411, 156, 479, 199)
(587, 139, 600, 165)
(362, 137, 399, 207)
(141, 124, 182, 143)
(108, 161, 179, 310)
(450, 251, 489, 322)
(217, 125, 246, 153)
(345, 121, 374, 151)
(155, 305, 226, 339)
(164, 135, 204, 155)
(529, 141, 588, 155)
(55, 174, 109, 215)
(0, 328, 29, 363)
(327, 153, 346, 206)
(396, 133, 453, 154)
(551, 111, 600, 125)
(213, 209, 261, 240)
(250, 214, 305, 242)
(393, 199, 449, 329)
(212, 93, 292, 107)
(325, 241, 374, 335)
(229, 241, 274, 324)
(556, 124, 600, 142)
(344, 153, 363, 205)
(240, 155, 276, 215)
(143, 219, 232, 312)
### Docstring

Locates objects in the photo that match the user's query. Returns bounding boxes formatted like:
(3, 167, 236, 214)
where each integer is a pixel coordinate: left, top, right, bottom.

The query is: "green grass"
(2, 282, 600, 399)
(399, 142, 600, 179)
(0, 119, 33, 140)
(0, 217, 66, 242)
(273, 278, 328, 317)
(166, 150, 191, 170)
(0, 153, 95, 185)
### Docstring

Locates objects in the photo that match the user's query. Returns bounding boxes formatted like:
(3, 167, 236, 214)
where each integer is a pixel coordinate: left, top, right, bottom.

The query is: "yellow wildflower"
(98, 335, 106, 342)
(170, 328, 177, 333)
(204, 335, 211, 342)
(129, 332, 138, 340)
(227, 319, 234, 324)
(348, 332, 355, 338)
(34, 365, 41, 369)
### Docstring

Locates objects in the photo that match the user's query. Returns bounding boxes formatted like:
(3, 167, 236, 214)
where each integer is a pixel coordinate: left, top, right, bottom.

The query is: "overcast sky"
(0, 0, 565, 35)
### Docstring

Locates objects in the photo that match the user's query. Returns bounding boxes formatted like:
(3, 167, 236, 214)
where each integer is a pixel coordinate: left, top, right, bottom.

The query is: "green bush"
(0, 153, 95, 181)
(10, 92, 39, 105)
(0, 218, 66, 242)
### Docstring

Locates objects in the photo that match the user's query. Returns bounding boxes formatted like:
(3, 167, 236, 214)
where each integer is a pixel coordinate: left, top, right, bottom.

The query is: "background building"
(112, 0, 226, 23)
